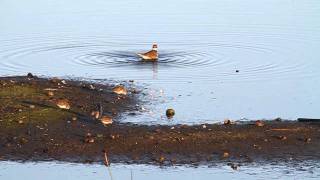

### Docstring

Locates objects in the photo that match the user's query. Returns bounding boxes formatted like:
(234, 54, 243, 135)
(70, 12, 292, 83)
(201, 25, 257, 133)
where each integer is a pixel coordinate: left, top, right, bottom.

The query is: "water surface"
(1, 0, 320, 124)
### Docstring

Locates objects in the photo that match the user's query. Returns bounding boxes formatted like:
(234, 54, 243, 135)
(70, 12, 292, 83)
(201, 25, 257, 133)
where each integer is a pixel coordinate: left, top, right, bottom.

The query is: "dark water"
(1, 0, 320, 178)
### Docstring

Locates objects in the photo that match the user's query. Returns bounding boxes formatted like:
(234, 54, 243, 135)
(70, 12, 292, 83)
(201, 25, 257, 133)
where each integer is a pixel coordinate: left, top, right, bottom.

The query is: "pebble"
(91, 111, 100, 119)
(72, 117, 77, 121)
(223, 152, 230, 158)
(166, 108, 175, 118)
(47, 91, 54, 97)
(278, 136, 287, 140)
(305, 138, 311, 143)
(100, 116, 113, 126)
(27, 73, 34, 79)
(255, 120, 264, 127)
(112, 85, 127, 95)
(29, 105, 35, 109)
(229, 163, 239, 170)
(56, 99, 71, 109)
(224, 119, 233, 125)
(18, 120, 24, 124)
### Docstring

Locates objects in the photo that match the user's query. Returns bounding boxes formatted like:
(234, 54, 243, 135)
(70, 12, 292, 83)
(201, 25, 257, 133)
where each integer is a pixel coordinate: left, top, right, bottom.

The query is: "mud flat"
(0, 75, 319, 166)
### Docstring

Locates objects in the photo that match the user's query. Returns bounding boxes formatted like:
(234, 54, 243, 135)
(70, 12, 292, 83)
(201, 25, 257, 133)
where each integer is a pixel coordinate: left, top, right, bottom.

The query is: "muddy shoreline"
(0, 76, 320, 166)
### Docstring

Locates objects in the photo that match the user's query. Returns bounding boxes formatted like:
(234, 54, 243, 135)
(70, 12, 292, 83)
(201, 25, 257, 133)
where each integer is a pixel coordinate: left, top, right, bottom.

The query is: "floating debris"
(112, 85, 127, 95)
(56, 99, 71, 110)
(166, 108, 175, 118)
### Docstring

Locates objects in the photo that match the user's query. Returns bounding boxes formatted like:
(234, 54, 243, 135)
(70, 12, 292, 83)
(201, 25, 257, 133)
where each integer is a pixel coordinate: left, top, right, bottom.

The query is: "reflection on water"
(0, 161, 319, 180)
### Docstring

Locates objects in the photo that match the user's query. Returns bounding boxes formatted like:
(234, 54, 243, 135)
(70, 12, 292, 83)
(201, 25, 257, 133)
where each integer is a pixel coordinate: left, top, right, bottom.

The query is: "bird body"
(137, 44, 158, 61)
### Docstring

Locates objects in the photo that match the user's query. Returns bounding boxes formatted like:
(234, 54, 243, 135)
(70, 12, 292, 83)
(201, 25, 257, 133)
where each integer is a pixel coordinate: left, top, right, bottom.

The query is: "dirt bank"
(0, 76, 319, 166)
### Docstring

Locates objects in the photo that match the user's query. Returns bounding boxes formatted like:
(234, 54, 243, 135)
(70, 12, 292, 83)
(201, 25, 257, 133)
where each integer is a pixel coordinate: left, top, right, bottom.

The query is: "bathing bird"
(137, 44, 158, 61)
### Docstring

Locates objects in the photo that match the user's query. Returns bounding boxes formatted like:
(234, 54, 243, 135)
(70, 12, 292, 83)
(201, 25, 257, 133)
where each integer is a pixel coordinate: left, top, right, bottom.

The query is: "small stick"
(266, 128, 302, 132)
(104, 152, 113, 180)
(104, 152, 110, 166)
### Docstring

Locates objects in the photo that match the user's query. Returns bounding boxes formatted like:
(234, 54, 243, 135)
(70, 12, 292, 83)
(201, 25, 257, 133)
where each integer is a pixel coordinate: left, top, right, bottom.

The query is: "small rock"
(61, 80, 67, 85)
(224, 119, 233, 125)
(100, 116, 113, 126)
(305, 138, 311, 143)
(228, 163, 239, 170)
(91, 111, 100, 119)
(56, 99, 71, 109)
(158, 156, 165, 163)
(72, 117, 77, 121)
(27, 73, 34, 79)
(97, 134, 103, 138)
(166, 108, 175, 118)
(223, 152, 230, 158)
(255, 120, 264, 127)
(20, 137, 28, 144)
(278, 136, 287, 140)
(110, 135, 115, 139)
(85, 137, 95, 143)
(89, 84, 95, 90)
(18, 120, 24, 124)
(112, 85, 127, 95)
(202, 124, 207, 129)
(235, 70, 239, 73)
(47, 91, 54, 97)
(274, 117, 282, 121)
(29, 105, 35, 109)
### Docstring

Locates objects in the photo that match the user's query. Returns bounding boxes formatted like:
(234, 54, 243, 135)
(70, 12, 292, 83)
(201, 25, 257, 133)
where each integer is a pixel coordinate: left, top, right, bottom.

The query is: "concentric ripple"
(73, 50, 224, 69)
(0, 35, 315, 83)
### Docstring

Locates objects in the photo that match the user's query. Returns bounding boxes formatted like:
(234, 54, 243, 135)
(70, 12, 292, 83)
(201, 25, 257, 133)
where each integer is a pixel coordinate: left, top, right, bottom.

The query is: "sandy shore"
(0, 75, 319, 166)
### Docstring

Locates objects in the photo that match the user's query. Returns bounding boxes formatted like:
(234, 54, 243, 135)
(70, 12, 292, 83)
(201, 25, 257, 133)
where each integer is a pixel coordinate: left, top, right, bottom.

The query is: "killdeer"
(137, 44, 158, 61)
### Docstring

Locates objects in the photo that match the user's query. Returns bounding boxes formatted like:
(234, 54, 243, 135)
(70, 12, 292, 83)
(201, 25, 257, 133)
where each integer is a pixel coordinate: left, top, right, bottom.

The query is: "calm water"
(1, 161, 320, 180)
(1, 0, 320, 178)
